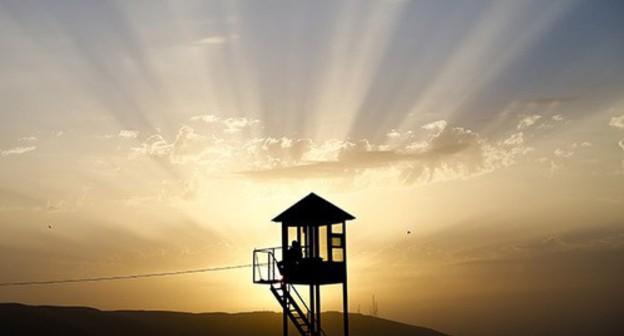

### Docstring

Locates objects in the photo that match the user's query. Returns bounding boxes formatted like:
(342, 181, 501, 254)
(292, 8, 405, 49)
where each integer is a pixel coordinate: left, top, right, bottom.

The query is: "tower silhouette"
(253, 193, 355, 336)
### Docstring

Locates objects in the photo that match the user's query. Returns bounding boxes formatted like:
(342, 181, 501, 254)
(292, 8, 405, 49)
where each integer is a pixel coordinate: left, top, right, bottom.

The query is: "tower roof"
(272, 193, 355, 225)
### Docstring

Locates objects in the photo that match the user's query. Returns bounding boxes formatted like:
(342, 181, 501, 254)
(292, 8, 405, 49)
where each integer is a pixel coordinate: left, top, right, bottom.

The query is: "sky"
(0, 0, 623, 335)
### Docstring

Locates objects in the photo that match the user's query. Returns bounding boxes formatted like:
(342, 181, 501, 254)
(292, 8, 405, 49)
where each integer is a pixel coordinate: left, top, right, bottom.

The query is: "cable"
(0, 263, 254, 287)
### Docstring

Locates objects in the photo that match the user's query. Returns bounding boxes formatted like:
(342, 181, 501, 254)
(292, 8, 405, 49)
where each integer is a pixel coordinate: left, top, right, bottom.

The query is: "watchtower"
(253, 193, 355, 336)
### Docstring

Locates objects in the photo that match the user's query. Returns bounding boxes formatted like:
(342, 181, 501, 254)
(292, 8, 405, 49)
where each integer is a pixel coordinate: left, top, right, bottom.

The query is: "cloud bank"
(123, 117, 534, 187)
(609, 115, 624, 129)
(1, 146, 36, 157)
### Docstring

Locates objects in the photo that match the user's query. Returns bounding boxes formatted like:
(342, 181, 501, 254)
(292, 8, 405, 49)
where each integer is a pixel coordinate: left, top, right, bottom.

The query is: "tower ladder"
(270, 283, 326, 336)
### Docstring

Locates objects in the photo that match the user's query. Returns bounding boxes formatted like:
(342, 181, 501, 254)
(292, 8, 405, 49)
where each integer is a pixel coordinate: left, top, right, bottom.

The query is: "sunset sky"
(1, 1, 623, 335)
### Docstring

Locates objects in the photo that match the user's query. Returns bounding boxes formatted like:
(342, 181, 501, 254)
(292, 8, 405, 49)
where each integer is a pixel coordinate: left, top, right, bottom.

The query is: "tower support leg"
(283, 284, 288, 336)
(343, 282, 349, 336)
(316, 284, 321, 335)
(309, 285, 315, 335)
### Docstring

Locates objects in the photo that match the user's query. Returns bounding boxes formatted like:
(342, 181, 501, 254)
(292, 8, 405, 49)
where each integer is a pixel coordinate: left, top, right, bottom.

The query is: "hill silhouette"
(0, 303, 449, 336)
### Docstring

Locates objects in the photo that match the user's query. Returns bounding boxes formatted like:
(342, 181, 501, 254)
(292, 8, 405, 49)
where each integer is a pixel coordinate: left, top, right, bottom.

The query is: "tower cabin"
(253, 193, 355, 336)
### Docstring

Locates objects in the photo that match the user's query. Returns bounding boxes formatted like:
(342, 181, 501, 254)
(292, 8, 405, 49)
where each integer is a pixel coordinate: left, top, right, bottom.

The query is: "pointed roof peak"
(272, 193, 355, 225)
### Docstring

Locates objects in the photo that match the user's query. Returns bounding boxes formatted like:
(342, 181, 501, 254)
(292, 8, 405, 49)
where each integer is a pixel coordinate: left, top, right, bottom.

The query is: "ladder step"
(270, 284, 325, 336)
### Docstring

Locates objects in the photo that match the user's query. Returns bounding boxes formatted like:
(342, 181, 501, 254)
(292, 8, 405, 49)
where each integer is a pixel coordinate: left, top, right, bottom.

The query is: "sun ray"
(310, 0, 406, 142)
(390, 1, 580, 148)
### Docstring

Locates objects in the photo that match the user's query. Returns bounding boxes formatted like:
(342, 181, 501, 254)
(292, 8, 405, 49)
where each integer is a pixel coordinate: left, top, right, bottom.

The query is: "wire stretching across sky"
(0, 264, 254, 287)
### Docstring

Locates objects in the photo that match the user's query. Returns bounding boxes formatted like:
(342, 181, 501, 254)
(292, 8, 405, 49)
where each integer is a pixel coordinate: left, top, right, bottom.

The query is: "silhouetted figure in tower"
(279, 240, 302, 277)
(289, 240, 302, 264)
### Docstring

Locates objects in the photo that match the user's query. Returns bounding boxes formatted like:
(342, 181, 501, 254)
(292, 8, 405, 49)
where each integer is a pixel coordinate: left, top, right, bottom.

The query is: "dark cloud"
(242, 125, 489, 184)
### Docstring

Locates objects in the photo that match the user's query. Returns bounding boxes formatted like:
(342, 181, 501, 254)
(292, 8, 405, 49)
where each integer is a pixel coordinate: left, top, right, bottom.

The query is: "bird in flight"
(48, 225, 52, 229)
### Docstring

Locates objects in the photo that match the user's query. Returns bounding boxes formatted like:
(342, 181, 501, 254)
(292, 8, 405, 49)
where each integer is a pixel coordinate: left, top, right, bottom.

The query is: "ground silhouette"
(0, 303, 449, 336)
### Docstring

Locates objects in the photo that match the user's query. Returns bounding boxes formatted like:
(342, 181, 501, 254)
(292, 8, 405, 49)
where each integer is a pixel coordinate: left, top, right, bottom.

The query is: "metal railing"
(253, 246, 282, 283)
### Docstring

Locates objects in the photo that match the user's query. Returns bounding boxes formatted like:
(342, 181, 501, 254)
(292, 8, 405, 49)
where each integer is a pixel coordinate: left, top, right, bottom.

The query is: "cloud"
(405, 126, 491, 183)
(503, 132, 524, 146)
(124, 118, 535, 188)
(170, 125, 202, 161)
(554, 148, 574, 158)
(131, 134, 171, 158)
(1, 146, 36, 157)
(424, 126, 481, 157)
(118, 130, 139, 139)
(170, 125, 225, 164)
(243, 141, 407, 180)
(422, 120, 448, 132)
(243, 122, 520, 186)
(242, 137, 314, 170)
(517, 114, 542, 129)
(552, 114, 564, 121)
(224, 117, 260, 134)
(18, 136, 37, 143)
(191, 115, 220, 123)
(130, 125, 232, 166)
(386, 129, 401, 138)
(190, 115, 261, 134)
(571, 142, 591, 148)
(610, 115, 624, 129)
(196, 34, 238, 45)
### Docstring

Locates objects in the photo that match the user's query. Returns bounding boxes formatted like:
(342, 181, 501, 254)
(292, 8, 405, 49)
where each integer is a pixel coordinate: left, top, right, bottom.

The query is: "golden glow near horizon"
(1, 1, 623, 335)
